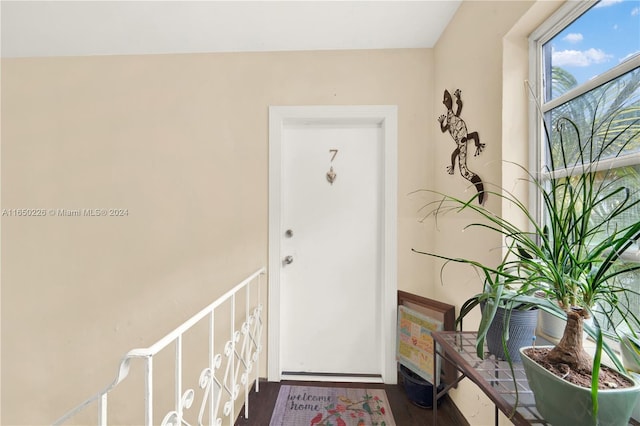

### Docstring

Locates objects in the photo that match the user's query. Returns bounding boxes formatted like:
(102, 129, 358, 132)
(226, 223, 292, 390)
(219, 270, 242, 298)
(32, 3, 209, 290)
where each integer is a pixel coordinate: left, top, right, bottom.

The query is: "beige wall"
(429, 0, 563, 423)
(429, 1, 533, 421)
(1, 0, 569, 424)
(1, 49, 434, 424)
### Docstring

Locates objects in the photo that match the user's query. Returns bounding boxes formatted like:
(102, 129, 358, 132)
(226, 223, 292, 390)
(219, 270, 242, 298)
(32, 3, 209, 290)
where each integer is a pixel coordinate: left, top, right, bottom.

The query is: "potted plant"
(621, 332, 640, 373)
(457, 262, 539, 363)
(414, 77, 640, 424)
(534, 289, 567, 340)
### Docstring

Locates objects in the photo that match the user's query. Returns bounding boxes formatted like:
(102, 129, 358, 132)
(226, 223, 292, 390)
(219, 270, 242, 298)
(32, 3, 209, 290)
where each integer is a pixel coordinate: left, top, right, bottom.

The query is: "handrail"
(53, 267, 266, 426)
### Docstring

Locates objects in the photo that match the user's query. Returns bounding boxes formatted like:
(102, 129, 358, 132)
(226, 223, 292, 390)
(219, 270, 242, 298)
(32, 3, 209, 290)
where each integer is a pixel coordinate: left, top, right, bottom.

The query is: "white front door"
(268, 106, 398, 383)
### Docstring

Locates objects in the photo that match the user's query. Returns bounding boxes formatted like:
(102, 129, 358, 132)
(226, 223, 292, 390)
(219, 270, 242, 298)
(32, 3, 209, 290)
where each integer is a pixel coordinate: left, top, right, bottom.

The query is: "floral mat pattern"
(269, 385, 396, 426)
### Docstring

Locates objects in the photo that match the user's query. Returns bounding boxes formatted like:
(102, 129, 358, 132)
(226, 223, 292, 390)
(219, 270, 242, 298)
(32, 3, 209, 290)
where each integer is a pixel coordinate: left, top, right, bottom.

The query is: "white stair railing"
(53, 268, 266, 426)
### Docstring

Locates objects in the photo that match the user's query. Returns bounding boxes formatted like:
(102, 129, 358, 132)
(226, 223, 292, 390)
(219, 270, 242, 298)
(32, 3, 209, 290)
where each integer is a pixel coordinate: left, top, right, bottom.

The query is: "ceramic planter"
(485, 306, 538, 362)
(537, 309, 566, 340)
(631, 373, 640, 422)
(537, 309, 593, 342)
(621, 333, 640, 373)
(520, 345, 640, 426)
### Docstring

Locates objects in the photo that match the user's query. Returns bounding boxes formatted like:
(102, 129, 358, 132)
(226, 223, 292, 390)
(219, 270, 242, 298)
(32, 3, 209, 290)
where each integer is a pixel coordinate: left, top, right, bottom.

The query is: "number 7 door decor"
(326, 149, 338, 185)
(437, 89, 486, 205)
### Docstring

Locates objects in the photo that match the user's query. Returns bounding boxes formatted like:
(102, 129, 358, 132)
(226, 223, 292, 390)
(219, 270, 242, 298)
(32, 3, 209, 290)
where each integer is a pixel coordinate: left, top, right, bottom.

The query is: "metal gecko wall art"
(437, 89, 486, 204)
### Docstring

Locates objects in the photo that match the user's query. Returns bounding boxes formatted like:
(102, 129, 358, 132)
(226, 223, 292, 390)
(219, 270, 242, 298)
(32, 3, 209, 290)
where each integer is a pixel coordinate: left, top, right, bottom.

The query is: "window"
(530, 0, 640, 336)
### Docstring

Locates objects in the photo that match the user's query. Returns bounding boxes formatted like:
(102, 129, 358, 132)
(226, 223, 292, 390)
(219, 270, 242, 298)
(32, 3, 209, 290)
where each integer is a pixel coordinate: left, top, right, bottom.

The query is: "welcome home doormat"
(269, 385, 396, 426)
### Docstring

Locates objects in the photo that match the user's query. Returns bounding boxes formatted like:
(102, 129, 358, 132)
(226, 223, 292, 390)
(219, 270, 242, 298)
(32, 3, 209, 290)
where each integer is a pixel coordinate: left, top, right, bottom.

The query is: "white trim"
(528, 1, 595, 47)
(381, 107, 398, 384)
(268, 107, 284, 382)
(542, 152, 640, 180)
(527, 0, 596, 227)
(267, 105, 398, 384)
(280, 374, 384, 384)
(542, 56, 640, 113)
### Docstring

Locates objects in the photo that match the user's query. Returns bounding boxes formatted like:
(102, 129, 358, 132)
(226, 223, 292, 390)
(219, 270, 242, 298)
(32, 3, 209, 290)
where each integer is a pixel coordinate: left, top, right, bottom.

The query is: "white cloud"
(552, 48, 613, 67)
(563, 33, 583, 43)
(632, 7, 640, 16)
(594, 0, 623, 8)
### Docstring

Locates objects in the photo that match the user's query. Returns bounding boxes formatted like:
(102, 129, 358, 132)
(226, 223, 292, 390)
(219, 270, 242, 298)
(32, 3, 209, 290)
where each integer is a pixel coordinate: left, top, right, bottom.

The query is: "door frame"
(267, 105, 398, 384)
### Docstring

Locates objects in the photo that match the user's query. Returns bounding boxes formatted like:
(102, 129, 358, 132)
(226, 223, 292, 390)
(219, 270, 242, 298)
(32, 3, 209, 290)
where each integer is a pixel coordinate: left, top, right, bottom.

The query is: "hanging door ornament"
(326, 149, 338, 185)
(326, 166, 337, 185)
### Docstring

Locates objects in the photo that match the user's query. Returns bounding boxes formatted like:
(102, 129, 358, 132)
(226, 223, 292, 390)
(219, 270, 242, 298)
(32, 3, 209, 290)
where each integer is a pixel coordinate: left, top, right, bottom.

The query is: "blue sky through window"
(546, 0, 639, 89)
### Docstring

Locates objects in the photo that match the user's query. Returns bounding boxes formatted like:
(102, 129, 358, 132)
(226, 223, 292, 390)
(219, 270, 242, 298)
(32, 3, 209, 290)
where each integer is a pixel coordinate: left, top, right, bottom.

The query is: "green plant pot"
(520, 346, 640, 426)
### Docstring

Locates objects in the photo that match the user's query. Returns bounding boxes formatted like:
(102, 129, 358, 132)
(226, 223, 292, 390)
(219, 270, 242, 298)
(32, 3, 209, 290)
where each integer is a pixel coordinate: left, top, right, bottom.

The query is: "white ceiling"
(1, 1, 461, 58)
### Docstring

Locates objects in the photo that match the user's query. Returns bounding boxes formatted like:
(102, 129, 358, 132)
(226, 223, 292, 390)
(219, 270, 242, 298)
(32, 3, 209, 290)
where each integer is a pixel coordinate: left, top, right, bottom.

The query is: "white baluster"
(176, 335, 183, 423)
(209, 312, 214, 426)
(98, 393, 107, 426)
(145, 356, 153, 426)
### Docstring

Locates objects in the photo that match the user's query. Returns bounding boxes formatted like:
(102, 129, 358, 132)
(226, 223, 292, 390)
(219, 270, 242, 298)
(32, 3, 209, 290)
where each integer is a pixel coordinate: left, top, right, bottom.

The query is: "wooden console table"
(431, 331, 548, 426)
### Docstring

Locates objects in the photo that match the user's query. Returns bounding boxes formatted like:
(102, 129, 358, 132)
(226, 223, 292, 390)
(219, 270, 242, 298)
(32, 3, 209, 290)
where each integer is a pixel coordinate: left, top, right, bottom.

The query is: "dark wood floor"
(235, 375, 469, 426)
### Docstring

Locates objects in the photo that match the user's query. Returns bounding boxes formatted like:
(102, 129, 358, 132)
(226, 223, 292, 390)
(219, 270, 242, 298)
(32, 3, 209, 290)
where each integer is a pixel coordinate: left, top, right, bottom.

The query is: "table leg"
(433, 341, 438, 426)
